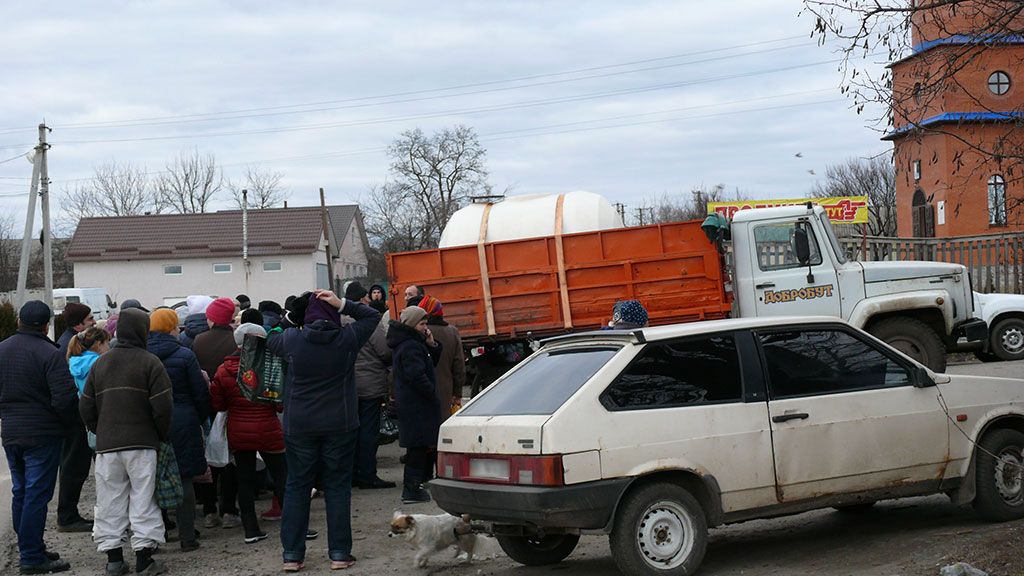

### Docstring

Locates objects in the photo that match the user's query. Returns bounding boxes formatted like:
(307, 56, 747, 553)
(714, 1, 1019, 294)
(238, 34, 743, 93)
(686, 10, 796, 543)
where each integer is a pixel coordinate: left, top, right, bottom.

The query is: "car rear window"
(459, 347, 619, 416)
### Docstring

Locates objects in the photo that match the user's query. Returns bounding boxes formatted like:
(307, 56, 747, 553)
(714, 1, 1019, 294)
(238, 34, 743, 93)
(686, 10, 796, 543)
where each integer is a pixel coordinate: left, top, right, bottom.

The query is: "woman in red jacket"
(210, 323, 285, 544)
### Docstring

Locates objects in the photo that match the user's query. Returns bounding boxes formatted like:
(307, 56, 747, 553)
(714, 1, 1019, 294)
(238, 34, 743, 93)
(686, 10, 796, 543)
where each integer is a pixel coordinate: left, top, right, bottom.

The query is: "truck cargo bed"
(387, 220, 732, 343)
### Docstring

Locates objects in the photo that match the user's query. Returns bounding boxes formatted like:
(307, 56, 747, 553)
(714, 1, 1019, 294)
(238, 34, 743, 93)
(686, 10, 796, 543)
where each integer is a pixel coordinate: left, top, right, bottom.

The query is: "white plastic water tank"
(438, 191, 624, 248)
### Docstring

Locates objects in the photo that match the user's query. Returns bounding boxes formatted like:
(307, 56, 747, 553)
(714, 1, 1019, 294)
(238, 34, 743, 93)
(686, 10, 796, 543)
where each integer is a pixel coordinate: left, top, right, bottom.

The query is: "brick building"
(886, 1, 1024, 237)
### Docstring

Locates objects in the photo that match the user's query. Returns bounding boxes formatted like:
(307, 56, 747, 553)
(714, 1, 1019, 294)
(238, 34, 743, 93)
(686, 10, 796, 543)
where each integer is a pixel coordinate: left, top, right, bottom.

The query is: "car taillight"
(437, 452, 564, 486)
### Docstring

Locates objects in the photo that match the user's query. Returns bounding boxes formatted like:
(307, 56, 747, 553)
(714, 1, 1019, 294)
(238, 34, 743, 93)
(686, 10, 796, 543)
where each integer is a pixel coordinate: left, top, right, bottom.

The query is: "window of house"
(913, 160, 921, 182)
(213, 263, 232, 274)
(163, 265, 182, 275)
(989, 175, 1007, 226)
(600, 335, 743, 410)
(988, 71, 1011, 95)
(758, 328, 910, 398)
(263, 261, 282, 272)
(753, 222, 822, 271)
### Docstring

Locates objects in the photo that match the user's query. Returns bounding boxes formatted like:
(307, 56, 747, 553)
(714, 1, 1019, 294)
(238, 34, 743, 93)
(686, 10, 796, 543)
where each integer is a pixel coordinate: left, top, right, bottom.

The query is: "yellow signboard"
(707, 196, 869, 224)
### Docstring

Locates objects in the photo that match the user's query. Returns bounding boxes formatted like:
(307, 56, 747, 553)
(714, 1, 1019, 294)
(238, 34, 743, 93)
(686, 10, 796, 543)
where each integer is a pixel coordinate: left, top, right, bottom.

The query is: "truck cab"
(729, 204, 986, 371)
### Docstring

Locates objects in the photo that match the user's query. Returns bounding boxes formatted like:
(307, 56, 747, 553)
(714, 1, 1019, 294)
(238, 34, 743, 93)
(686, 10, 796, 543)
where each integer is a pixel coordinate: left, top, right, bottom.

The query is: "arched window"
(988, 175, 1007, 226)
(912, 188, 934, 237)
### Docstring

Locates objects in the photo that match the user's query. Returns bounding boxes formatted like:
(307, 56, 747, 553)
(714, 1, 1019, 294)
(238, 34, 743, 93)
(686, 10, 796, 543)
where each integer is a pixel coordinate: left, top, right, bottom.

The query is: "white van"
(432, 316, 1024, 576)
(53, 288, 116, 321)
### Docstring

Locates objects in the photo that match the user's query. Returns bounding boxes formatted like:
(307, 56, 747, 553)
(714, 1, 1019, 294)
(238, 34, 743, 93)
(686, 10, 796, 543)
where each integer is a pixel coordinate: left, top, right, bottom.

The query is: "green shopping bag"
(237, 333, 285, 404)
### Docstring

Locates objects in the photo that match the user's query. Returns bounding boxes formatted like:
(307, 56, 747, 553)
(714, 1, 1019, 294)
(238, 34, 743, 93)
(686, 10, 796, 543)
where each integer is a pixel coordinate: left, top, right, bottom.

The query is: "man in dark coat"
(51, 303, 97, 533)
(267, 290, 379, 571)
(387, 305, 443, 504)
(0, 301, 77, 574)
(80, 308, 173, 576)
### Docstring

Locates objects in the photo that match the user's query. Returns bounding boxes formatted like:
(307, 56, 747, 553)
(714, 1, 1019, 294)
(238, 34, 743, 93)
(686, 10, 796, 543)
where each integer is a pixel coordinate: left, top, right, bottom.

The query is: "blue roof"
(882, 111, 1024, 140)
(890, 34, 1024, 66)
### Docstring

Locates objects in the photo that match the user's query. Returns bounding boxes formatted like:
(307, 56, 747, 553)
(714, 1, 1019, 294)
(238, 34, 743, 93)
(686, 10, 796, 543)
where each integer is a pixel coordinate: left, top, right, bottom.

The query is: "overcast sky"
(0, 1, 890, 229)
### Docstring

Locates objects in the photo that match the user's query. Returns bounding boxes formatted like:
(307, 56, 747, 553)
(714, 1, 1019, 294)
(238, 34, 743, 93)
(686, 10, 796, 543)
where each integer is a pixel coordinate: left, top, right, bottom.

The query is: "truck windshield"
(819, 212, 847, 264)
(459, 346, 620, 416)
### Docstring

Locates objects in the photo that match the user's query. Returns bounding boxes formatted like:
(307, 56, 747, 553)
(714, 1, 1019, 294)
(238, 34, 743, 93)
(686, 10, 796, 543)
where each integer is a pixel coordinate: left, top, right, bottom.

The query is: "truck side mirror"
(794, 227, 811, 265)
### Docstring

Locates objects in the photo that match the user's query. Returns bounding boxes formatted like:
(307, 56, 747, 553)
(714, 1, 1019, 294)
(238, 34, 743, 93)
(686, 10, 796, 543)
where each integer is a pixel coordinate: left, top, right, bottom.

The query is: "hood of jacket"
(68, 350, 101, 382)
(183, 313, 209, 338)
(117, 308, 149, 349)
(386, 319, 424, 349)
(147, 331, 182, 360)
(302, 319, 341, 345)
(261, 310, 282, 328)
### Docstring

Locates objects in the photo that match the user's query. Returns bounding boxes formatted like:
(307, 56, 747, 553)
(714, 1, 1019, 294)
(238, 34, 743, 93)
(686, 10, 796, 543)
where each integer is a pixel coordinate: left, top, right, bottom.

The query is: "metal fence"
(838, 234, 1024, 294)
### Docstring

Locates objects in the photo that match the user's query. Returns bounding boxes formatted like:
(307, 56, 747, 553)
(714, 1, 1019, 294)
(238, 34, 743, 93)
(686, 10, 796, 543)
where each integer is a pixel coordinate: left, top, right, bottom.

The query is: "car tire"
(989, 318, 1024, 361)
(974, 350, 1002, 363)
(868, 317, 947, 372)
(609, 482, 708, 576)
(833, 502, 876, 513)
(496, 533, 580, 566)
(972, 428, 1024, 522)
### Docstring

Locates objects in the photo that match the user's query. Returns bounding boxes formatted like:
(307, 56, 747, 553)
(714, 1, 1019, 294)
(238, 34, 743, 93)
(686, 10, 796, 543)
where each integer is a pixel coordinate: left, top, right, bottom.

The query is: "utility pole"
(319, 187, 335, 291)
(242, 189, 249, 294)
(15, 124, 46, 309)
(613, 202, 626, 225)
(40, 124, 53, 312)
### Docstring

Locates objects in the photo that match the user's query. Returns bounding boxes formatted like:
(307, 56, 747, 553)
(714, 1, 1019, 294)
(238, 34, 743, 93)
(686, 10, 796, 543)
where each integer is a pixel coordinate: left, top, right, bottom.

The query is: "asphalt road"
(1, 358, 1022, 575)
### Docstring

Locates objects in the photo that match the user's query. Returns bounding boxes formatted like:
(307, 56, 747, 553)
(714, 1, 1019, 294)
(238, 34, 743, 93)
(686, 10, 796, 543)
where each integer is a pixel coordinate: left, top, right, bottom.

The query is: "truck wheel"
(990, 318, 1024, 361)
(609, 482, 707, 576)
(496, 533, 580, 566)
(972, 429, 1024, 522)
(868, 317, 947, 372)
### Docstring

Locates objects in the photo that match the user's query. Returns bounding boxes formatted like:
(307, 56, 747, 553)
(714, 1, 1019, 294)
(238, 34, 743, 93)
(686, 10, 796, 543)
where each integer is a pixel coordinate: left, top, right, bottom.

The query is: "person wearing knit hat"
(146, 304, 210, 552)
(419, 296, 465, 426)
(610, 299, 649, 330)
(386, 305, 442, 504)
(54, 300, 97, 534)
(206, 297, 236, 328)
(179, 295, 215, 350)
(236, 294, 251, 311)
(265, 290, 382, 570)
(344, 281, 368, 303)
(209, 322, 285, 545)
(240, 308, 263, 327)
(257, 301, 284, 330)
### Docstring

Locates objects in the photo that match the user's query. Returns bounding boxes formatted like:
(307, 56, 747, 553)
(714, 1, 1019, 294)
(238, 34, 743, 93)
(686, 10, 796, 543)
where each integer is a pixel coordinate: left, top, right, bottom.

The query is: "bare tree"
(230, 166, 289, 209)
(812, 156, 898, 237)
(632, 184, 742, 225)
(803, 1, 1024, 174)
(0, 213, 17, 292)
(59, 160, 157, 231)
(155, 148, 222, 213)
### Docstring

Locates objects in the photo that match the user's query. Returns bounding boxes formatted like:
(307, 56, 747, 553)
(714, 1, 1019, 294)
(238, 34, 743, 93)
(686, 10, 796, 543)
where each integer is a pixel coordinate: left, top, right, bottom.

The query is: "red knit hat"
(418, 295, 443, 317)
(206, 297, 236, 326)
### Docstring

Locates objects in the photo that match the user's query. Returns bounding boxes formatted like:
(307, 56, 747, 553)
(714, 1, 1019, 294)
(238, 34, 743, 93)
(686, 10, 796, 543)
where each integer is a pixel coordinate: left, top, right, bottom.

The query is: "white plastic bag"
(205, 413, 230, 467)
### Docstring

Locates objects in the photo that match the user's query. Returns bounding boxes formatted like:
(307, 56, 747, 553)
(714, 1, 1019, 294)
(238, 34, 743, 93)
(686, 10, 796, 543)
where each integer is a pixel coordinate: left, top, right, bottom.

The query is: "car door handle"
(772, 412, 809, 423)
(756, 282, 776, 289)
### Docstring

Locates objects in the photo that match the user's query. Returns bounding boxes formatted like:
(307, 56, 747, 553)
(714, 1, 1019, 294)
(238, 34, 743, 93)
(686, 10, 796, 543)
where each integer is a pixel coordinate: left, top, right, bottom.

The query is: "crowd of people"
(0, 280, 467, 575)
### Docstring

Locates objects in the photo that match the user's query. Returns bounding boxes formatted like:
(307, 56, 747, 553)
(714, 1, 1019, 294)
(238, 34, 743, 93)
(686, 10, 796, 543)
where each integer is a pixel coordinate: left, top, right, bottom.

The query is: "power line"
(0, 151, 29, 165)
(3, 35, 808, 133)
(52, 57, 851, 146)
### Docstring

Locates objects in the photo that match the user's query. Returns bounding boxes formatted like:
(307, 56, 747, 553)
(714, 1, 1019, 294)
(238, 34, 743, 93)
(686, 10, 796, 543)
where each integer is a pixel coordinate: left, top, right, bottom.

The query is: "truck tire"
(496, 533, 580, 566)
(989, 318, 1024, 361)
(972, 428, 1024, 522)
(868, 317, 947, 372)
(609, 482, 708, 576)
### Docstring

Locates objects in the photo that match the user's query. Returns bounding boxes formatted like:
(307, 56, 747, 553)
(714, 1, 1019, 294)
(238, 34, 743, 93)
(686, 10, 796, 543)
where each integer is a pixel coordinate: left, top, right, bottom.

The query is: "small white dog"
(389, 511, 478, 568)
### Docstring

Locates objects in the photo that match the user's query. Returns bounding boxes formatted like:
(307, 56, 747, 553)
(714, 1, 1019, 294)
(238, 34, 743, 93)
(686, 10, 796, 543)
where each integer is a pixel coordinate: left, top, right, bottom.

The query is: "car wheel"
(973, 428, 1024, 522)
(974, 350, 1002, 363)
(868, 317, 947, 372)
(833, 502, 876, 513)
(496, 533, 580, 566)
(609, 482, 707, 576)
(990, 318, 1024, 361)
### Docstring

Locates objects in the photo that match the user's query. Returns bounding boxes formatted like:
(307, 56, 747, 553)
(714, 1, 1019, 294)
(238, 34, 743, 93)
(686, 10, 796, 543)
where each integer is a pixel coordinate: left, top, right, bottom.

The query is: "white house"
(66, 205, 369, 310)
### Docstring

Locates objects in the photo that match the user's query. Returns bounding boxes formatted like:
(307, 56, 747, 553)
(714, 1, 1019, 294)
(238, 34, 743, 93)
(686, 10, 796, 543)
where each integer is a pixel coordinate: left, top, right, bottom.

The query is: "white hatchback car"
(431, 316, 1024, 576)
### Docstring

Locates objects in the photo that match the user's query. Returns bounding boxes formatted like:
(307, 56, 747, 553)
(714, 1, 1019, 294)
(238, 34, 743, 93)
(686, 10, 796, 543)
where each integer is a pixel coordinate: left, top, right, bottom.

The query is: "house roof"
(881, 111, 1024, 140)
(890, 34, 1024, 67)
(326, 205, 358, 247)
(66, 207, 326, 262)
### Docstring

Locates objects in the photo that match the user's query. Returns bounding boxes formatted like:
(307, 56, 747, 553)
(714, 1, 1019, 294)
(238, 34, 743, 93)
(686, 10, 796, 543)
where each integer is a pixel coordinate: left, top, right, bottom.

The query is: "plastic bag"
(238, 333, 285, 404)
(205, 413, 230, 467)
(156, 442, 184, 509)
(379, 410, 399, 446)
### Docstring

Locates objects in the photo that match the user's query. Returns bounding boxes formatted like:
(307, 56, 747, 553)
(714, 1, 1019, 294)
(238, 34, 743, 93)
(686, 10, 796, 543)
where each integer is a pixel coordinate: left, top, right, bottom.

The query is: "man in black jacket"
(0, 300, 78, 574)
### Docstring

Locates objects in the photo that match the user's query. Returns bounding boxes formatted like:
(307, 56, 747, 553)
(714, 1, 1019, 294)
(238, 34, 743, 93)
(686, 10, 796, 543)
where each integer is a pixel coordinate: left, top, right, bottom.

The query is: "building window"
(163, 265, 182, 275)
(913, 160, 921, 182)
(213, 263, 232, 274)
(263, 261, 282, 272)
(988, 71, 1011, 95)
(989, 175, 1007, 226)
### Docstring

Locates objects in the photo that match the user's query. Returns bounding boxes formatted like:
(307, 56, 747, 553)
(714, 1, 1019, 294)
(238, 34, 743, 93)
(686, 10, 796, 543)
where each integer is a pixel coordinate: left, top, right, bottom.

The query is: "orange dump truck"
(385, 219, 732, 344)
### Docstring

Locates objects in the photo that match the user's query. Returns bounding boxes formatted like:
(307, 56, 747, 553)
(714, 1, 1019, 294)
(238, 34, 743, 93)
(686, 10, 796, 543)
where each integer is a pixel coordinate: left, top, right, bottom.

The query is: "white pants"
(93, 449, 166, 552)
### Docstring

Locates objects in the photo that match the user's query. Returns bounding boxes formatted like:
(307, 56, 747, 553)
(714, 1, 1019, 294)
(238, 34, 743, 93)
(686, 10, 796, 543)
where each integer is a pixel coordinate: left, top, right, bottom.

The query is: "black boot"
(400, 465, 431, 504)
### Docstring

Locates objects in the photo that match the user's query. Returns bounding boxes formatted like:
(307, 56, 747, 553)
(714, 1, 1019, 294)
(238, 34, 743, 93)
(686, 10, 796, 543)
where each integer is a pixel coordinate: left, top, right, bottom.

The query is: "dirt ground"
(1, 359, 1023, 575)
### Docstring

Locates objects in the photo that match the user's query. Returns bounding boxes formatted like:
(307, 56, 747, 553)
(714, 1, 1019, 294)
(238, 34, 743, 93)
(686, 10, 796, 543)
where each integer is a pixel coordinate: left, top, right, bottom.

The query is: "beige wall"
(74, 251, 326, 310)
(335, 215, 369, 279)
